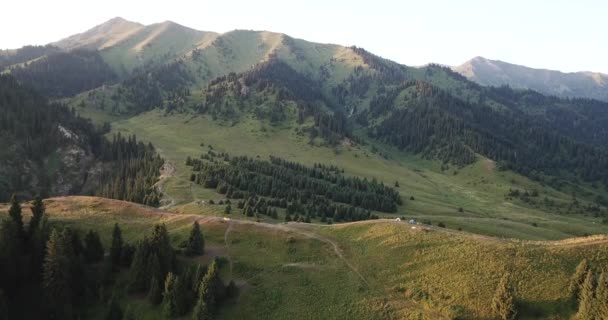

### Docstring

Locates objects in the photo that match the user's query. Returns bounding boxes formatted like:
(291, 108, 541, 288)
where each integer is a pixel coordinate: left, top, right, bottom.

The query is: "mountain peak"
(53, 17, 143, 50)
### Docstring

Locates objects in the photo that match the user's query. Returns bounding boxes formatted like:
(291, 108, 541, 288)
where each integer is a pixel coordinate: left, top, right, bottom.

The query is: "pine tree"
(175, 273, 190, 316)
(596, 273, 608, 319)
(576, 270, 596, 320)
(105, 295, 123, 320)
(569, 259, 590, 300)
(162, 273, 178, 318)
(226, 280, 239, 299)
(224, 204, 231, 214)
(123, 305, 136, 320)
(148, 275, 163, 305)
(491, 274, 517, 320)
(110, 223, 123, 268)
(83, 230, 104, 263)
(42, 230, 73, 320)
(185, 221, 205, 256)
(8, 194, 23, 238)
(28, 196, 44, 236)
(192, 298, 210, 320)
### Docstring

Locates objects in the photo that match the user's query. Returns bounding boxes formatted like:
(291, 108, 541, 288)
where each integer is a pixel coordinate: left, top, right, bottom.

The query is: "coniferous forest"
(188, 150, 400, 222)
(0, 75, 162, 205)
(0, 196, 235, 319)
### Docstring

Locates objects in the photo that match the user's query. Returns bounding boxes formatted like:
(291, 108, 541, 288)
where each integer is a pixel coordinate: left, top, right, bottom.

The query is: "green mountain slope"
(454, 56, 608, 101)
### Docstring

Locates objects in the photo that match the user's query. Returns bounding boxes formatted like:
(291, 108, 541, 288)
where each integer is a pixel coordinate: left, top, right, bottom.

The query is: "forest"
(364, 80, 608, 186)
(0, 196, 237, 319)
(9, 49, 117, 98)
(0, 75, 162, 205)
(187, 150, 401, 222)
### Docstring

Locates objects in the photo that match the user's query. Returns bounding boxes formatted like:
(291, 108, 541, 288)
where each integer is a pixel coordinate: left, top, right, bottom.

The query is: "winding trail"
(224, 221, 235, 277)
(157, 162, 176, 210)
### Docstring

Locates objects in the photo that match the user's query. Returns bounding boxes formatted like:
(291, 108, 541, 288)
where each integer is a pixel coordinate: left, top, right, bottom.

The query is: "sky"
(2, 0, 607, 73)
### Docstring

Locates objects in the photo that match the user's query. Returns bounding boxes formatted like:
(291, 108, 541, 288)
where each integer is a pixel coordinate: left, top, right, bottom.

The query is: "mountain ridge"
(454, 56, 608, 101)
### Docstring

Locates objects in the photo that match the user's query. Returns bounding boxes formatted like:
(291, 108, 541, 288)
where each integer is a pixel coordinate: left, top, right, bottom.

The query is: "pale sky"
(2, 0, 606, 73)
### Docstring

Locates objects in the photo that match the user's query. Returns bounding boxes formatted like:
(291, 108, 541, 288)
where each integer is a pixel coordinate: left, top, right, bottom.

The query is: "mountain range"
(1, 17, 608, 198)
(453, 56, 608, 101)
(1, 16, 608, 320)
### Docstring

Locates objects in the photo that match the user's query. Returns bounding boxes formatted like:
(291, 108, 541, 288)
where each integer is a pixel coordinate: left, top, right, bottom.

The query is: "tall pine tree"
(185, 221, 205, 256)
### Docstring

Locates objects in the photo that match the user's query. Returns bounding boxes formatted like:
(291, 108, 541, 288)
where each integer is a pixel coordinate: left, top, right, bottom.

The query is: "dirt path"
(224, 221, 235, 277)
(157, 162, 176, 210)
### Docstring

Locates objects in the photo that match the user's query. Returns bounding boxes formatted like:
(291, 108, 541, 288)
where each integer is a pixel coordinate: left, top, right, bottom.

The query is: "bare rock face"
(49, 145, 95, 195)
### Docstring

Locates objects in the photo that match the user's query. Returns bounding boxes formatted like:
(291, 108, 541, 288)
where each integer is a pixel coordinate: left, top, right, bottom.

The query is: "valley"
(1, 13, 608, 320)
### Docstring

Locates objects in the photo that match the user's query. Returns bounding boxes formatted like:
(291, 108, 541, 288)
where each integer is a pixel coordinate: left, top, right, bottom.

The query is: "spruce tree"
(175, 273, 190, 316)
(42, 230, 73, 320)
(105, 295, 123, 320)
(491, 274, 517, 320)
(83, 230, 104, 263)
(224, 204, 231, 214)
(185, 221, 205, 256)
(110, 223, 123, 267)
(148, 275, 163, 305)
(192, 298, 210, 320)
(28, 196, 44, 236)
(576, 270, 596, 320)
(162, 273, 178, 318)
(569, 259, 590, 301)
(596, 273, 608, 319)
(8, 194, 23, 238)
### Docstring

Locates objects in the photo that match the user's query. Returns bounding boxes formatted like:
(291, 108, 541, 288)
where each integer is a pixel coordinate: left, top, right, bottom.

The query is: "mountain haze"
(454, 56, 608, 101)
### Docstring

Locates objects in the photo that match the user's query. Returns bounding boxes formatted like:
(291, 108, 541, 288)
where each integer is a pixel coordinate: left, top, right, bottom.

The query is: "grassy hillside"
(103, 109, 608, 240)
(2, 196, 606, 319)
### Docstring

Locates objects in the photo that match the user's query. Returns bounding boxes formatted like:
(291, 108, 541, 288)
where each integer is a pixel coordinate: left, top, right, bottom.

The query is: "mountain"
(2, 17, 608, 320)
(454, 56, 608, 101)
(53, 17, 144, 50)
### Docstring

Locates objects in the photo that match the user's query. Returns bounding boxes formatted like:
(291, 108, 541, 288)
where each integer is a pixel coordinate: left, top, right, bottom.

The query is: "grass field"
(104, 109, 608, 240)
(2, 196, 607, 319)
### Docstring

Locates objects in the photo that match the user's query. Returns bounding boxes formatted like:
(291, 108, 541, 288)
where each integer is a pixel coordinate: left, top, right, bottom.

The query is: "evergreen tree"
(192, 298, 210, 320)
(42, 230, 73, 320)
(110, 223, 123, 268)
(28, 195, 44, 236)
(174, 273, 190, 316)
(491, 274, 517, 320)
(8, 194, 23, 238)
(576, 270, 596, 320)
(596, 273, 608, 319)
(226, 280, 239, 299)
(84, 230, 104, 263)
(224, 204, 231, 214)
(569, 259, 590, 300)
(148, 275, 163, 306)
(185, 221, 205, 256)
(162, 273, 178, 318)
(123, 305, 136, 320)
(105, 295, 123, 320)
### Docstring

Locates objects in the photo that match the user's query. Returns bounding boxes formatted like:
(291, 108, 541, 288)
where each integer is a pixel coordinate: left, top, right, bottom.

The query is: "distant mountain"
(453, 56, 608, 101)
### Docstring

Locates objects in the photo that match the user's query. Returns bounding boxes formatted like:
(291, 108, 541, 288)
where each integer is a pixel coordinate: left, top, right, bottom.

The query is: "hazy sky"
(2, 0, 606, 73)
